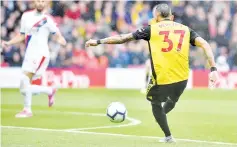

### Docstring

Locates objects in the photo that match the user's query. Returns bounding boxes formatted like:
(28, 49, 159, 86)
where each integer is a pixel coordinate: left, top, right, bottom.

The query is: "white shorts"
(22, 55, 50, 80)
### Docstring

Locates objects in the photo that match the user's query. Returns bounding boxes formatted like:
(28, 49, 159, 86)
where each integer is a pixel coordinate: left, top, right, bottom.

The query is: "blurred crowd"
(1, 1, 237, 71)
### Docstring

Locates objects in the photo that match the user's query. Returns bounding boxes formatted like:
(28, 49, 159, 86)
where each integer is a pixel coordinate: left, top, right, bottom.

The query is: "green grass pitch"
(1, 88, 237, 147)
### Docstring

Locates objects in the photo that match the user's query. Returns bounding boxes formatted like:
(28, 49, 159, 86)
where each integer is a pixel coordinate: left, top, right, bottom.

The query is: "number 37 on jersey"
(158, 30, 186, 52)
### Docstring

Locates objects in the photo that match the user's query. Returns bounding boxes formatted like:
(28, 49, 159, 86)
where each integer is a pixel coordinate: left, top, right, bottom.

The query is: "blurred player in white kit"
(140, 58, 151, 94)
(1, 0, 66, 118)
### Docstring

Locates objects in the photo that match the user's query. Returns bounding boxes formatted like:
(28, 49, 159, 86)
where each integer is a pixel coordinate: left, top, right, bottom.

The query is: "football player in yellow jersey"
(86, 3, 219, 143)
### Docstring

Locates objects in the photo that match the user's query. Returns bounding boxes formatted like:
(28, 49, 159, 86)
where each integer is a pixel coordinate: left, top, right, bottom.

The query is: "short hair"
(154, 4, 172, 18)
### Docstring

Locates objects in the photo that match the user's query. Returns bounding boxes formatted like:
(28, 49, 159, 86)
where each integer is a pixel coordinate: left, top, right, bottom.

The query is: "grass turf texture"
(1, 88, 237, 147)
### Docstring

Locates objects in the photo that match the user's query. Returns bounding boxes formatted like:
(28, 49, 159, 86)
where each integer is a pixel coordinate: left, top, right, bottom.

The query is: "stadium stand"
(1, 1, 237, 70)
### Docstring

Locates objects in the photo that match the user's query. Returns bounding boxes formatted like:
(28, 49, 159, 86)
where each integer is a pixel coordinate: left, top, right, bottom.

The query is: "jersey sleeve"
(47, 16, 58, 34)
(132, 26, 151, 41)
(20, 14, 26, 34)
(189, 28, 199, 46)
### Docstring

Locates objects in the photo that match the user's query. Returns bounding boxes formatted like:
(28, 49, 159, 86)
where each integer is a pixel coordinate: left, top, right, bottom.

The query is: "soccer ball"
(106, 102, 127, 123)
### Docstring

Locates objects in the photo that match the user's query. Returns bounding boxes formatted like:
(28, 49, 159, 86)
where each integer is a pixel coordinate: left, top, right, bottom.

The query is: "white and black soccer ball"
(106, 102, 127, 123)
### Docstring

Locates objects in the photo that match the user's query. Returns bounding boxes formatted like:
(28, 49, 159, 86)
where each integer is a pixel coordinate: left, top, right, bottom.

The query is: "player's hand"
(1, 40, 9, 48)
(209, 71, 219, 87)
(85, 39, 98, 47)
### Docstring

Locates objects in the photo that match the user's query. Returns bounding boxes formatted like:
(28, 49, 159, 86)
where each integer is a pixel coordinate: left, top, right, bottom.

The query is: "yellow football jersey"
(133, 20, 199, 85)
(149, 21, 191, 84)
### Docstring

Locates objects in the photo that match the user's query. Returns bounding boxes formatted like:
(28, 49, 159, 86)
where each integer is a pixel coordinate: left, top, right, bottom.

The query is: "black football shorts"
(146, 79, 188, 104)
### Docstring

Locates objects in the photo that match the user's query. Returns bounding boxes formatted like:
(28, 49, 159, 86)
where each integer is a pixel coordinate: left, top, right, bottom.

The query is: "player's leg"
(151, 102, 171, 137)
(31, 56, 56, 106)
(145, 72, 150, 87)
(163, 80, 188, 114)
(16, 71, 34, 118)
(163, 97, 176, 114)
(147, 85, 175, 143)
(16, 56, 54, 118)
(141, 74, 150, 93)
(29, 79, 56, 107)
(141, 59, 151, 94)
(151, 101, 176, 143)
(28, 84, 53, 95)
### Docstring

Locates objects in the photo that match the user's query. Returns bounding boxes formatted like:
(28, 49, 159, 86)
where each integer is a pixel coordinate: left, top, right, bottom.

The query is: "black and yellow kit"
(133, 20, 199, 103)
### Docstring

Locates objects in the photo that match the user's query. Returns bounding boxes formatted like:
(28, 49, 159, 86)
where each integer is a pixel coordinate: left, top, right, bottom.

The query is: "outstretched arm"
(85, 33, 135, 47)
(1, 34, 25, 48)
(86, 26, 150, 47)
(100, 33, 135, 44)
(55, 31, 67, 46)
(194, 36, 218, 86)
(194, 37, 216, 67)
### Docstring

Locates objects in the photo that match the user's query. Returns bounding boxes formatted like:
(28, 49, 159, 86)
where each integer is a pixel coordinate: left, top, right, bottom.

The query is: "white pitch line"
(2, 109, 141, 131)
(2, 109, 237, 146)
(2, 126, 237, 146)
(77, 131, 237, 146)
(67, 117, 141, 131)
